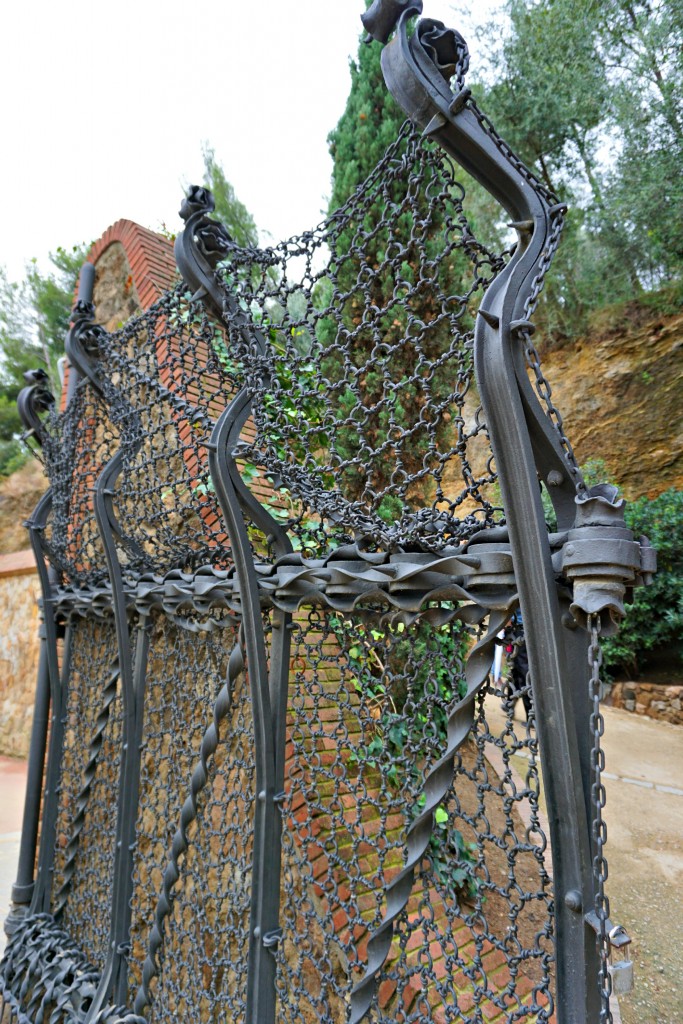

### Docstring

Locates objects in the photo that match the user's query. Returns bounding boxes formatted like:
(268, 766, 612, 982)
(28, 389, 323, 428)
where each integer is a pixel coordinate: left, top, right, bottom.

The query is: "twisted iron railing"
(1, 5, 653, 1024)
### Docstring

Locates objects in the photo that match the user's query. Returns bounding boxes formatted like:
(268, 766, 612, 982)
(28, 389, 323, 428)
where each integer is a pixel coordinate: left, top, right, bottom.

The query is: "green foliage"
(0, 245, 86, 400)
(202, 146, 258, 249)
(338, 615, 479, 898)
(603, 487, 683, 678)
(0, 244, 86, 475)
(474, 0, 683, 338)
(496, 460, 680, 682)
(325, 18, 502, 504)
(598, 0, 683, 286)
(542, 460, 683, 681)
(327, 7, 406, 211)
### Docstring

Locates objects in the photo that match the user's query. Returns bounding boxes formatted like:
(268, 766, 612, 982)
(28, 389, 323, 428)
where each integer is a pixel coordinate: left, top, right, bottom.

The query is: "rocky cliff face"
(0, 459, 47, 554)
(538, 304, 683, 499)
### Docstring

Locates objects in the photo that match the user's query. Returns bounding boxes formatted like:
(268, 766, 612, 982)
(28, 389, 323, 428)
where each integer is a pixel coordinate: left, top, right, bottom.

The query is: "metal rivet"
(253, 927, 261, 938)
(547, 470, 564, 486)
(258, 790, 267, 802)
(565, 544, 575, 556)
(565, 890, 582, 912)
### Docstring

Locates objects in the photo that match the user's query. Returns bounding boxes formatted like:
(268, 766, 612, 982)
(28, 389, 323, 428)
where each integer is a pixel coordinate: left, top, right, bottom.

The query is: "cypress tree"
(323, 20, 502, 517)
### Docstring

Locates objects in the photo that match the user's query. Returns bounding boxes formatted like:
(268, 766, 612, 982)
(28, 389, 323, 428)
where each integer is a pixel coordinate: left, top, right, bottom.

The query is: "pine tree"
(202, 146, 258, 249)
(324, 18, 502, 512)
(327, 28, 406, 212)
(0, 245, 86, 475)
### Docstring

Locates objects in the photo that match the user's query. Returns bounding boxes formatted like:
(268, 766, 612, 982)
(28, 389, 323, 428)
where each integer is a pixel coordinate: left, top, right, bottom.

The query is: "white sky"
(0, 1, 501, 282)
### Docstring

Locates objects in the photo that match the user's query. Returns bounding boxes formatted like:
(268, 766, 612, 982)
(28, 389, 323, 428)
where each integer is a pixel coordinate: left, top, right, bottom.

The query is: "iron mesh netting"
(131, 616, 255, 1023)
(126, 606, 246, 999)
(274, 608, 554, 1024)
(88, 286, 242, 576)
(37, 381, 119, 587)
(209, 122, 508, 555)
(50, 615, 123, 972)
(3, 113, 573, 1024)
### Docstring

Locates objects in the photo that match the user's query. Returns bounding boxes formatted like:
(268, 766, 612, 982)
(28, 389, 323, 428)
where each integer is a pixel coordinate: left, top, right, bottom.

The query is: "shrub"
(603, 488, 683, 679)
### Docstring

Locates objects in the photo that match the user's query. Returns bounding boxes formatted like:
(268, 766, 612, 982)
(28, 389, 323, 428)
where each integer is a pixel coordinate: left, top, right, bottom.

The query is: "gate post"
(364, 4, 653, 1020)
(9, 260, 95, 922)
(174, 190, 294, 1024)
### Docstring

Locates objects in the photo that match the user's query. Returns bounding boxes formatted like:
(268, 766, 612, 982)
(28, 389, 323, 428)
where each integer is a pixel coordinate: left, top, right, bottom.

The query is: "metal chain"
(468, 98, 585, 487)
(208, 122, 509, 553)
(588, 615, 613, 1023)
(521, 207, 584, 487)
(468, 102, 558, 207)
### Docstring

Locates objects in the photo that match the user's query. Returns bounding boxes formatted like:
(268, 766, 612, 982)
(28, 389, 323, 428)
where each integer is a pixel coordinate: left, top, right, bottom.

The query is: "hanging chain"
(588, 615, 613, 1023)
(521, 206, 584, 487)
(469, 99, 585, 488)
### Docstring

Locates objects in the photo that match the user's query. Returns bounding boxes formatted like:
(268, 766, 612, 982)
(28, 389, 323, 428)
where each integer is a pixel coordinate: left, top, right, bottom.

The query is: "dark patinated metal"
(361, 0, 423, 44)
(1, 6, 653, 1024)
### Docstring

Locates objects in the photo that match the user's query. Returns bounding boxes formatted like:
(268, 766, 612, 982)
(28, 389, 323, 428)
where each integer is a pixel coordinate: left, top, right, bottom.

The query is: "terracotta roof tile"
(62, 222, 177, 405)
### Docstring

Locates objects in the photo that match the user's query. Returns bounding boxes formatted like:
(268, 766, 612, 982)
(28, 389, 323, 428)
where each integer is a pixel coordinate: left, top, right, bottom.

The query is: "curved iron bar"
(11, 368, 74, 921)
(51, 659, 121, 919)
(17, 368, 55, 445)
(132, 628, 245, 1018)
(355, 9, 624, 1021)
(66, 308, 148, 1013)
(378, 12, 581, 531)
(175, 187, 293, 1024)
(178, 179, 533, 1022)
(7, 373, 61, 916)
(349, 599, 515, 1022)
(174, 185, 289, 544)
(23, 495, 69, 918)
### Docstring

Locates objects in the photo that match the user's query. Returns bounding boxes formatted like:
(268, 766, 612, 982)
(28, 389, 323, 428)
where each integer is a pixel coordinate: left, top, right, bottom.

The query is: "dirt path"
(484, 698, 682, 1024)
(599, 707, 683, 1024)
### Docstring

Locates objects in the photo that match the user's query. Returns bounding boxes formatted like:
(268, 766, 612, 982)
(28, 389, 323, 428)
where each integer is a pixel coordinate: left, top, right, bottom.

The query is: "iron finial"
(361, 0, 423, 45)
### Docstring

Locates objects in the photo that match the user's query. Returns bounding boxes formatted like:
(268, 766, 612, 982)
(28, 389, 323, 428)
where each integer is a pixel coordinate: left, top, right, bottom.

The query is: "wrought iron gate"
(1, 4, 654, 1023)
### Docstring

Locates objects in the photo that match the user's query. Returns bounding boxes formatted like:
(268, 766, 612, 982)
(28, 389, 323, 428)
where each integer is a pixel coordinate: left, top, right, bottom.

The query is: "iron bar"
(0, 11, 655, 1024)
(9, 637, 50, 910)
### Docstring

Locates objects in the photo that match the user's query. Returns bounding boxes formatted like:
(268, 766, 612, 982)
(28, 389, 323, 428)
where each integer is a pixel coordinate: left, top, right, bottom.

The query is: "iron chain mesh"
(127, 613, 253, 1022)
(273, 609, 554, 1022)
(0, 108, 623, 1024)
(588, 619, 613, 1024)
(209, 123, 508, 554)
(38, 383, 118, 586)
(50, 616, 123, 973)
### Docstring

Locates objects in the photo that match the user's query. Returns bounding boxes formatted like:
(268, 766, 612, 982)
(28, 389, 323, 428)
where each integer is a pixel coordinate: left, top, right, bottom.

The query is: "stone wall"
(0, 552, 40, 758)
(607, 681, 683, 725)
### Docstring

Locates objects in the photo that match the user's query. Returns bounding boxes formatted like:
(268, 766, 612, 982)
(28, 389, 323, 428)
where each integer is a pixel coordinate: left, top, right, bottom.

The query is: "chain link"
(588, 615, 613, 1023)
(468, 99, 585, 488)
(7, 110, 567, 1024)
(521, 207, 584, 487)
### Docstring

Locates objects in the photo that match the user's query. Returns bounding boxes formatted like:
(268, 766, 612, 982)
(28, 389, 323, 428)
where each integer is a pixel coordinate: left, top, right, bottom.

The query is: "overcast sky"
(0, 1, 501, 282)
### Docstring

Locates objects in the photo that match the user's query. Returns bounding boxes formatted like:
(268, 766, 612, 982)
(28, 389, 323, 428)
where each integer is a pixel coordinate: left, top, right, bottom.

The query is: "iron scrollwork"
(353, 8, 655, 1024)
(17, 368, 55, 445)
(2, 7, 656, 1024)
(175, 183, 294, 1024)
